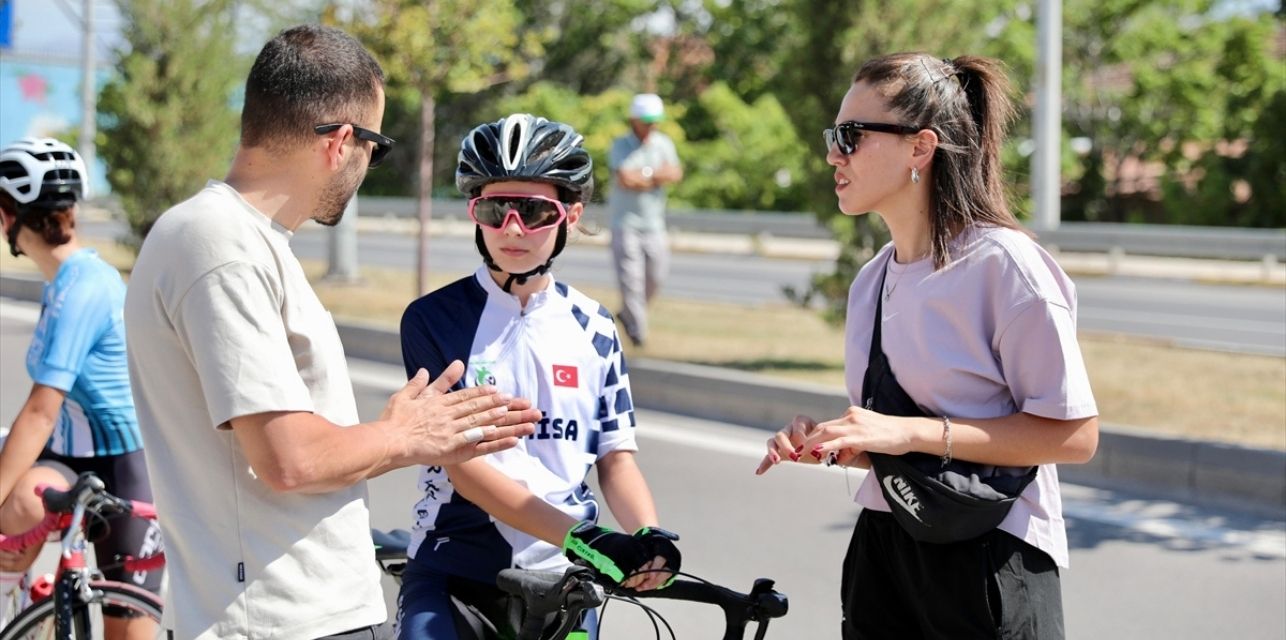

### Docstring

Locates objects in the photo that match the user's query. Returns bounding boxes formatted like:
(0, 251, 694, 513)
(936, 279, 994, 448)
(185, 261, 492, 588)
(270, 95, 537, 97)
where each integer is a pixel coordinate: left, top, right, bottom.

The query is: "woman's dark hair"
(854, 53, 1027, 269)
(1, 191, 74, 257)
(240, 24, 385, 152)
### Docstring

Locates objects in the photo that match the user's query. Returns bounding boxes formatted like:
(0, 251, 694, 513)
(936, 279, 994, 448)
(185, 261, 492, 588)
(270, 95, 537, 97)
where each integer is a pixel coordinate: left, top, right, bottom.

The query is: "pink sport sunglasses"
(468, 193, 568, 233)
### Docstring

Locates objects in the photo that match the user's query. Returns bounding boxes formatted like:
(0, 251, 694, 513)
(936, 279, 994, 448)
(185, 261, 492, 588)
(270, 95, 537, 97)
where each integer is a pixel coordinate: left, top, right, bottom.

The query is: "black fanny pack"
(861, 255, 1036, 544)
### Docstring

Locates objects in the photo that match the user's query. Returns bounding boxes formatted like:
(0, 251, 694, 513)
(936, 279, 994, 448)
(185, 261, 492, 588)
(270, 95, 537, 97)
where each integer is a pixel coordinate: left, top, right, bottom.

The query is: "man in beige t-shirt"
(124, 25, 537, 640)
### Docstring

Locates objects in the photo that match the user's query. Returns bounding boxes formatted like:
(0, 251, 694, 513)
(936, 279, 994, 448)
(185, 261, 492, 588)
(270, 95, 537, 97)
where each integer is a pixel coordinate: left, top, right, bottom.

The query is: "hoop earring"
(911, 167, 921, 184)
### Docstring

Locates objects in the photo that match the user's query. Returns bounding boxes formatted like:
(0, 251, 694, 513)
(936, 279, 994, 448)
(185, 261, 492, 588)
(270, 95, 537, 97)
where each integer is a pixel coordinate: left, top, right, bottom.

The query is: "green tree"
(494, 81, 808, 213)
(517, 0, 662, 95)
(348, 0, 543, 295)
(716, 0, 1032, 322)
(1061, 1, 1282, 226)
(1156, 15, 1284, 227)
(98, 0, 241, 248)
(674, 83, 809, 211)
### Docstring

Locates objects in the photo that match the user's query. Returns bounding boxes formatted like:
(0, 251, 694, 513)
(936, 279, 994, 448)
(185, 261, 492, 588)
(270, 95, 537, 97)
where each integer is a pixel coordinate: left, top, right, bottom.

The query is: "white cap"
(629, 93, 665, 123)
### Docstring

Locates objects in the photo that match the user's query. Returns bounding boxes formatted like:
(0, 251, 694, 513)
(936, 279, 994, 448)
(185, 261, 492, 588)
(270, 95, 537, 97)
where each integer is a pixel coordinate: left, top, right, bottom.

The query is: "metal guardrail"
(358, 196, 1285, 261)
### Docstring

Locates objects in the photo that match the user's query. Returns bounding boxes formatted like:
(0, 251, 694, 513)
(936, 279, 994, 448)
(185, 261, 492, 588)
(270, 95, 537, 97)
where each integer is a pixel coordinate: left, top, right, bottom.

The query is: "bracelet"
(940, 416, 953, 468)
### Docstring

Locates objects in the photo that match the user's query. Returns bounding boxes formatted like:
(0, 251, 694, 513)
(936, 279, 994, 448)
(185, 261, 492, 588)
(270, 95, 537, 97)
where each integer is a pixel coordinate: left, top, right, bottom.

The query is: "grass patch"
(5, 238, 1283, 450)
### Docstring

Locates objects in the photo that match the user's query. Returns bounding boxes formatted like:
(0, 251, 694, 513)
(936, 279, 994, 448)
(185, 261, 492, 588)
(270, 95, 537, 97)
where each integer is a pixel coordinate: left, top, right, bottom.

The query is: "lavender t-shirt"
(845, 226, 1097, 568)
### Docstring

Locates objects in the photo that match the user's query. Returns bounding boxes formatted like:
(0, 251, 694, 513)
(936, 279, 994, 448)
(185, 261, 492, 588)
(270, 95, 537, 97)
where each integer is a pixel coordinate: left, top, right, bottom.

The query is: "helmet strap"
(474, 223, 569, 294)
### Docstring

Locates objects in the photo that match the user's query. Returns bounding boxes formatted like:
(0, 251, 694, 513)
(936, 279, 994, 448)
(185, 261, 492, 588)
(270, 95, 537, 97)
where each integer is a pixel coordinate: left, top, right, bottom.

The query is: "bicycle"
(371, 528, 789, 640)
(0, 472, 164, 640)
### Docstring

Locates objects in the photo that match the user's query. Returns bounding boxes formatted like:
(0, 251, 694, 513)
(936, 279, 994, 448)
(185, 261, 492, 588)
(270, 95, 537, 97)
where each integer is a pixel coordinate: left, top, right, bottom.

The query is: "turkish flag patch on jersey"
(552, 364, 579, 388)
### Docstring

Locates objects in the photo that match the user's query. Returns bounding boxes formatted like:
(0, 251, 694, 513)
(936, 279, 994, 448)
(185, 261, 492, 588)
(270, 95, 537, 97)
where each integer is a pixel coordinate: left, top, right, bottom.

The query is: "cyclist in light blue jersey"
(0, 138, 160, 640)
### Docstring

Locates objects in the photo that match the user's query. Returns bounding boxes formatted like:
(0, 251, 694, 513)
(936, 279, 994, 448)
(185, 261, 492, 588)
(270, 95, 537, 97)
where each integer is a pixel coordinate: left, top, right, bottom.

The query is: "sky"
(5, 0, 122, 62)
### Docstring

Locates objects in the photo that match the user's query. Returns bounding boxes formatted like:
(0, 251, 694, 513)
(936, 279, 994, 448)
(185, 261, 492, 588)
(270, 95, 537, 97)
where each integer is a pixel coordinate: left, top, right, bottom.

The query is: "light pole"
(78, 0, 96, 188)
(1032, 0, 1062, 231)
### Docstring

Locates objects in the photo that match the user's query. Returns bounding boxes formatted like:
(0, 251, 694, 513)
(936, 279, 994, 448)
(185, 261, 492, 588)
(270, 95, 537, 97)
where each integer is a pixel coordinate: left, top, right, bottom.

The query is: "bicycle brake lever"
(750, 578, 789, 619)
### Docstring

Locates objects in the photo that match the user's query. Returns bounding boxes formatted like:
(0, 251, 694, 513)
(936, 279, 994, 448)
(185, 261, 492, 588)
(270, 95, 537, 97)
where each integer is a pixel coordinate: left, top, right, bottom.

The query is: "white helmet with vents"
(0, 137, 88, 206)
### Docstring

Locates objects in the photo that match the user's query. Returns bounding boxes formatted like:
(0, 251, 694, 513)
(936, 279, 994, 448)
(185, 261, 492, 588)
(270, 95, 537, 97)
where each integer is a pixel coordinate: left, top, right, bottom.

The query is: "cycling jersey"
(400, 267, 639, 581)
(26, 248, 141, 457)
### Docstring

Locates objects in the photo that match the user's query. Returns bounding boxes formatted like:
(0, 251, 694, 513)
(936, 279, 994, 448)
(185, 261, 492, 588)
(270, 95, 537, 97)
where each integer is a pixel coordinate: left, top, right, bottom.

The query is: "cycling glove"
(634, 527, 682, 587)
(562, 521, 649, 584)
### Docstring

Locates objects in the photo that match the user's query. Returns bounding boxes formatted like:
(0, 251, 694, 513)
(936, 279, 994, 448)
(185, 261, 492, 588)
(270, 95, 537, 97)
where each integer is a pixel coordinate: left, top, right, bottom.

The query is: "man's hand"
(616, 168, 653, 191)
(382, 361, 538, 467)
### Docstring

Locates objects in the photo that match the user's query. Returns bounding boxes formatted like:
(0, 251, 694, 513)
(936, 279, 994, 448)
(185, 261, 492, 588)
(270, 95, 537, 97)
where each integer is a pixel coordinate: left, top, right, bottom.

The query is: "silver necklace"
(884, 250, 927, 301)
(883, 264, 906, 301)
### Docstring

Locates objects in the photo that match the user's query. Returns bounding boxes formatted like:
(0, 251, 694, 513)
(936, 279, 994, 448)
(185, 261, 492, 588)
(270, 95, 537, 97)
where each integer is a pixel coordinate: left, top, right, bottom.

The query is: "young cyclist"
(397, 114, 681, 639)
(0, 138, 161, 640)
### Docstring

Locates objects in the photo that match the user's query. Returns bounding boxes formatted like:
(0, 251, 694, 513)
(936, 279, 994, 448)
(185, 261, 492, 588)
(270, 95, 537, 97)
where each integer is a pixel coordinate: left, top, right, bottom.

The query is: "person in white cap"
(607, 93, 684, 347)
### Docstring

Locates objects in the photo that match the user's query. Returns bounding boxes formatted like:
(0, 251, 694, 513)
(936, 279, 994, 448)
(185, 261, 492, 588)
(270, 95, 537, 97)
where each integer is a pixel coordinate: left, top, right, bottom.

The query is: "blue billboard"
(0, 1, 13, 50)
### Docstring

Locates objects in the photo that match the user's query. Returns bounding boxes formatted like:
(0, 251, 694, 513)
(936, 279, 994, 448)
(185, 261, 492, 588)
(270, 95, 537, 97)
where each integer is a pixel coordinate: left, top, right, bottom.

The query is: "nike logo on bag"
(883, 475, 926, 523)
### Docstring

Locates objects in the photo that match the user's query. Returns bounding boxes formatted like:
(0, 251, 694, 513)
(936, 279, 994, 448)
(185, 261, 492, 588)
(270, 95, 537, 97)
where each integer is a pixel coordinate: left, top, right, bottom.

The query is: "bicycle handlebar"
(0, 510, 62, 553)
(496, 565, 788, 640)
(0, 472, 159, 554)
(497, 566, 605, 640)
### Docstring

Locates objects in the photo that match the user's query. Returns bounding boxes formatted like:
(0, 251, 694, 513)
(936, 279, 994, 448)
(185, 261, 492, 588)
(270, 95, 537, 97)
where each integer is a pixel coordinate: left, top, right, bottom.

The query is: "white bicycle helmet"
(0, 137, 89, 207)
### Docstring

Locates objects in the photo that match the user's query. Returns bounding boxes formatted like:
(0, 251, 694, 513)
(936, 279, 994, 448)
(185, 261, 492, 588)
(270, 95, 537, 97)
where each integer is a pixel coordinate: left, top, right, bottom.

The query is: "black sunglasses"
(823, 121, 922, 156)
(314, 123, 395, 168)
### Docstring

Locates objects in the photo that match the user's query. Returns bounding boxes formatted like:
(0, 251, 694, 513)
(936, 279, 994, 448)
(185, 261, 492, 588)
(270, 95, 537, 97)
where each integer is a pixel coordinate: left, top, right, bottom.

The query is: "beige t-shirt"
(125, 181, 384, 639)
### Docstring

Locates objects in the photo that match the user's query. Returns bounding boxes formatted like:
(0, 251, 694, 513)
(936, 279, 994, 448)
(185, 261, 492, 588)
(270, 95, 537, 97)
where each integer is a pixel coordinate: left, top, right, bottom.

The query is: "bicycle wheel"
(0, 580, 162, 640)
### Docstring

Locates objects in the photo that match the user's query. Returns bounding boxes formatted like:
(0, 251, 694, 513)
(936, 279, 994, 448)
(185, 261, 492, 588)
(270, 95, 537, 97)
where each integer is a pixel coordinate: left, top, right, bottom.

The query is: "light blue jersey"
(26, 248, 142, 457)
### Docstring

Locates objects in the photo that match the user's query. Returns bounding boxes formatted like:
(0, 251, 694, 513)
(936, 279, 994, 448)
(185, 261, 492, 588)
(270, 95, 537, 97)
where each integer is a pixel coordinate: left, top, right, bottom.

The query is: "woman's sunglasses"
(822, 121, 922, 156)
(314, 123, 395, 168)
(468, 194, 568, 233)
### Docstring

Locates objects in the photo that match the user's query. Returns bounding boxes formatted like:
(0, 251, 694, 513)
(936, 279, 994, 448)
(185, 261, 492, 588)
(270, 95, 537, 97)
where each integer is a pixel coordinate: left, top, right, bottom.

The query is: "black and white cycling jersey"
(399, 267, 638, 580)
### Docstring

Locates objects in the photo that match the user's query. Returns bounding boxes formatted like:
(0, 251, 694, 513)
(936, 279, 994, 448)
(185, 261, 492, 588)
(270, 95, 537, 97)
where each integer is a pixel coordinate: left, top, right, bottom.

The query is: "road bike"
(372, 528, 788, 640)
(0, 472, 164, 640)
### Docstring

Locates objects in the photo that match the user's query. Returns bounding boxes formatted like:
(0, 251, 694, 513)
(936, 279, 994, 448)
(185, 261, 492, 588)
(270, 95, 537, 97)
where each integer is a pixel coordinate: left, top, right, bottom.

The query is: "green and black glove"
(562, 521, 650, 585)
(634, 527, 682, 587)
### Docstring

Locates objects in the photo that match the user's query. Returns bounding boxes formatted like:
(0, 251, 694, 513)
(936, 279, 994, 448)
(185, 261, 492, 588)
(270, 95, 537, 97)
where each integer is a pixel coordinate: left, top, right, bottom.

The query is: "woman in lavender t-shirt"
(755, 53, 1099, 639)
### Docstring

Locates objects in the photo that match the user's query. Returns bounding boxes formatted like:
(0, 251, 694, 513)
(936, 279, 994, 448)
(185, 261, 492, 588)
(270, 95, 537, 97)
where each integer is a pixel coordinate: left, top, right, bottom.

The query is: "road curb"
(2, 273, 1282, 515)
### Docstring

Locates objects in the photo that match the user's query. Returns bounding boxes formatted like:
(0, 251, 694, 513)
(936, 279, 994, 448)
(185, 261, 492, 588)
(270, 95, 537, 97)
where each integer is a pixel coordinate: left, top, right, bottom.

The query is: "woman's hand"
(799, 406, 917, 463)
(755, 407, 920, 475)
(754, 415, 817, 475)
(752, 414, 866, 474)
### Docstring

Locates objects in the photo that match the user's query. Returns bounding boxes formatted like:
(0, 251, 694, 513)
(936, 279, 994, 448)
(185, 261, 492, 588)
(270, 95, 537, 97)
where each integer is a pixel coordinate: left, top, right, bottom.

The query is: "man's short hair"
(240, 24, 385, 152)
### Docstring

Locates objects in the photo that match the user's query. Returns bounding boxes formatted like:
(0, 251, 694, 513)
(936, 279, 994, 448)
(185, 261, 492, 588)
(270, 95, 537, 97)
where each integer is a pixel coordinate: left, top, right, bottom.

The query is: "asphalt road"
(1, 301, 1283, 639)
(79, 220, 1286, 357)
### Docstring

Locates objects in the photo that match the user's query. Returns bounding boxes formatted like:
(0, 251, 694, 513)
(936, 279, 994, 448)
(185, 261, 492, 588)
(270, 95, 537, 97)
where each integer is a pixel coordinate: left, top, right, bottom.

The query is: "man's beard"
(314, 155, 365, 227)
